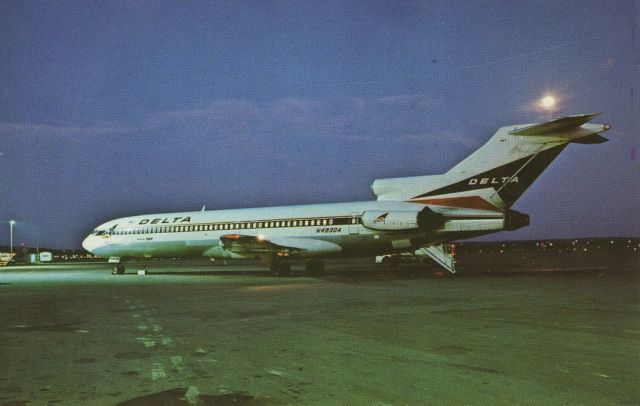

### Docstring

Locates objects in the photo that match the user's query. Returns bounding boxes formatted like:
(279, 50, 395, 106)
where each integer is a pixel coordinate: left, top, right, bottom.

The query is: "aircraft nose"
(82, 235, 95, 253)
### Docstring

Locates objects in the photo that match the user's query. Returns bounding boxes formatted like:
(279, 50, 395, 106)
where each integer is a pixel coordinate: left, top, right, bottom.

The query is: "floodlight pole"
(9, 220, 15, 255)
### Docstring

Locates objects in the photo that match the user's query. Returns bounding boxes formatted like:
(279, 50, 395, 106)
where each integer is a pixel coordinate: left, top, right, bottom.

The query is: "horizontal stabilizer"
(570, 133, 609, 144)
(509, 113, 601, 135)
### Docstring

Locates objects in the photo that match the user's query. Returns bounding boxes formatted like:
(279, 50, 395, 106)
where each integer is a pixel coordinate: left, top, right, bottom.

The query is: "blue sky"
(1, 1, 638, 248)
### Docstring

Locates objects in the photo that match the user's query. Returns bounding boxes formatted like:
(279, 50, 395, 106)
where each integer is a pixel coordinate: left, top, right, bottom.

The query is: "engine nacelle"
(362, 207, 444, 232)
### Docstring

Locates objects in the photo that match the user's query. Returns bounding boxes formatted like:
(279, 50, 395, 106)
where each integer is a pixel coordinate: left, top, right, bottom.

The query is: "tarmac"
(0, 256, 638, 405)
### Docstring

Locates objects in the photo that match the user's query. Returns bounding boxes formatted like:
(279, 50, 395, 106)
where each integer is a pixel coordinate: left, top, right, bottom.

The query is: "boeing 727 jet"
(82, 114, 610, 274)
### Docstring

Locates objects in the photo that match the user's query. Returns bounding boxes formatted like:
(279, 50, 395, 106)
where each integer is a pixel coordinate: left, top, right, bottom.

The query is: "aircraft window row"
(108, 217, 360, 235)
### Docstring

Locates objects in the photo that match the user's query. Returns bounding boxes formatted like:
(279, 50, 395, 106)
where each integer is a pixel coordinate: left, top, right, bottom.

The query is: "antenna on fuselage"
(201, 206, 206, 211)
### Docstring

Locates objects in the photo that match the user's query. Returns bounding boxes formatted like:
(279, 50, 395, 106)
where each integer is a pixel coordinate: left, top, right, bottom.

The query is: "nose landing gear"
(112, 261, 126, 275)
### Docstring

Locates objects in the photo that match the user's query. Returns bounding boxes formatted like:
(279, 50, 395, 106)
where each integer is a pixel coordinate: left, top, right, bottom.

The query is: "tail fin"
(372, 114, 610, 210)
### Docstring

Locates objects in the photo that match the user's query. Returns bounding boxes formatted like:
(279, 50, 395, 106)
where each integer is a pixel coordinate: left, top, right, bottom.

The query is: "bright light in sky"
(540, 95, 556, 110)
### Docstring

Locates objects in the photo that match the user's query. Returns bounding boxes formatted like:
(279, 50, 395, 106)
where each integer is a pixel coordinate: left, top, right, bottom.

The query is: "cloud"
(161, 94, 443, 141)
(0, 122, 136, 137)
(0, 93, 445, 143)
(374, 93, 437, 107)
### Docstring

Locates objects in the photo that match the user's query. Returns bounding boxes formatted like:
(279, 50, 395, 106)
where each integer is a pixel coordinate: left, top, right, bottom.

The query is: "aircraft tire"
(112, 263, 125, 275)
(278, 262, 291, 276)
(270, 261, 291, 276)
(381, 256, 398, 268)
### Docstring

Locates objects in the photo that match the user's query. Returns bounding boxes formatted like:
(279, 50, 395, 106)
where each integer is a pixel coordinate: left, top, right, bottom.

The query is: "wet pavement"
(0, 258, 638, 405)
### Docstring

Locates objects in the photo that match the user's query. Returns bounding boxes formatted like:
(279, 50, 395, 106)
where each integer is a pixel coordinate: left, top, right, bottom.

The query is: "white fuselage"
(82, 200, 507, 261)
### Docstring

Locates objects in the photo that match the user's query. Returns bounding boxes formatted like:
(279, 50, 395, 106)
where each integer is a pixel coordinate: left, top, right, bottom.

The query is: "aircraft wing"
(219, 234, 342, 258)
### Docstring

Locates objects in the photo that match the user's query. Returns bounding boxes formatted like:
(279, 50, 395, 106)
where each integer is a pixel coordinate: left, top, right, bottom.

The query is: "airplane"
(82, 113, 610, 275)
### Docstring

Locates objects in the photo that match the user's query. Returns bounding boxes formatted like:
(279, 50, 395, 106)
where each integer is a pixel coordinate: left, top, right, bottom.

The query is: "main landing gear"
(268, 255, 326, 277)
(112, 261, 126, 275)
(269, 260, 291, 276)
(269, 259, 326, 276)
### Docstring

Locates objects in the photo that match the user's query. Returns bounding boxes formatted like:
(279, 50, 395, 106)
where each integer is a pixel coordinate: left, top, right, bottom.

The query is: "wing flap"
(220, 234, 296, 256)
(219, 234, 342, 257)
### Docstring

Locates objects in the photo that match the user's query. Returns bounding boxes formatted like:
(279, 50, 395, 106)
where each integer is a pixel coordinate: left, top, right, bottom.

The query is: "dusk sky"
(1, 1, 638, 249)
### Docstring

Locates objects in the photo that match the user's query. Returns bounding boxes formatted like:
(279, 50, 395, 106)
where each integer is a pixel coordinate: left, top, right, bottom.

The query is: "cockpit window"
(95, 230, 106, 236)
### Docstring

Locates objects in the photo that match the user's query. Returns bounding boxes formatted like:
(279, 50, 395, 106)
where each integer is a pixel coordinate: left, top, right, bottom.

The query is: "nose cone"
(82, 235, 95, 253)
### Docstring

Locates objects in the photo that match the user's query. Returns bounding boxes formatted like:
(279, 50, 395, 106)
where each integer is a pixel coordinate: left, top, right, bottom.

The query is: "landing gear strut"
(270, 260, 291, 276)
(112, 261, 126, 275)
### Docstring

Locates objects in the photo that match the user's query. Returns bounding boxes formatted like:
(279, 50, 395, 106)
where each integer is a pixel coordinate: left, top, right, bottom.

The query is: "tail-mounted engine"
(362, 207, 444, 232)
(362, 207, 529, 234)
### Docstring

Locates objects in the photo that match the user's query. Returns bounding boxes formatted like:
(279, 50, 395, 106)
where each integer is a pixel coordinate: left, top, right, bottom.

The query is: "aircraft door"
(348, 213, 360, 235)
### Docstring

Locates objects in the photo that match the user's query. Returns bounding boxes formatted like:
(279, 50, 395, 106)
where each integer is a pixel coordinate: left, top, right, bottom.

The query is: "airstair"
(415, 244, 457, 274)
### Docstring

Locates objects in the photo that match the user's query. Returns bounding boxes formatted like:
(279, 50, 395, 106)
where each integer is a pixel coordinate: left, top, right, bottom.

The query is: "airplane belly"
(336, 232, 426, 257)
(94, 238, 215, 258)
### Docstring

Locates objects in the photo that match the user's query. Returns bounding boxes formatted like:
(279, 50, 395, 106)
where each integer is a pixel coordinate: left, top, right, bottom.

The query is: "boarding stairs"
(415, 244, 457, 274)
